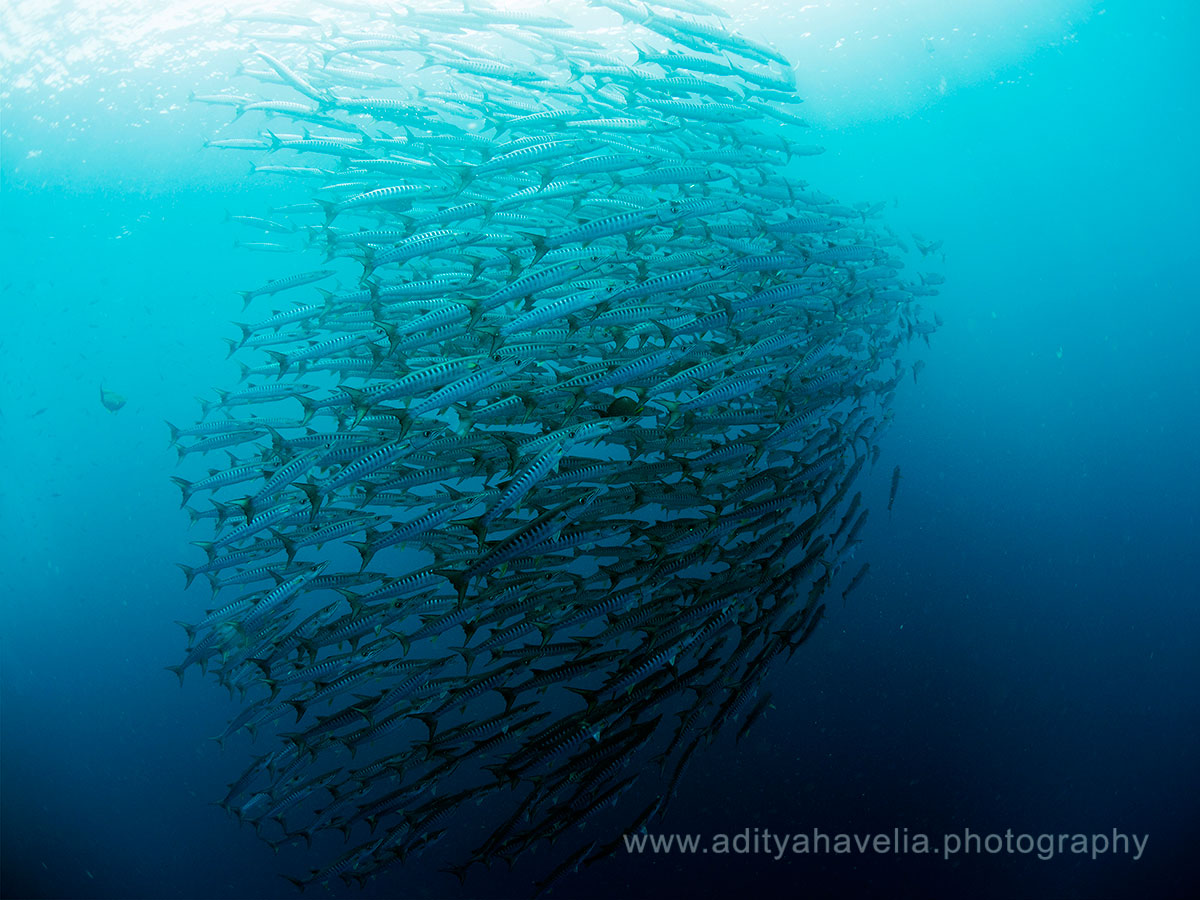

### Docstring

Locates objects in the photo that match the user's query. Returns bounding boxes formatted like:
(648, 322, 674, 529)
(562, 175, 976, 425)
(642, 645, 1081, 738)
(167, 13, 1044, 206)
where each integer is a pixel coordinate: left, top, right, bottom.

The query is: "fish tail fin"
(314, 198, 337, 224)
(482, 762, 520, 789)
(394, 632, 412, 657)
(455, 515, 488, 548)
(191, 539, 216, 561)
(520, 231, 548, 264)
(176, 564, 198, 589)
(564, 686, 600, 717)
(495, 686, 519, 714)
(412, 712, 438, 740)
(289, 401, 316, 432)
(264, 350, 290, 378)
(338, 386, 370, 428)
(443, 862, 472, 887)
(334, 588, 365, 618)
(170, 476, 193, 507)
(345, 539, 375, 571)
(450, 645, 477, 673)
(290, 829, 313, 851)
(231, 497, 255, 524)
(272, 529, 298, 564)
(285, 700, 307, 723)
(659, 400, 683, 429)
(281, 874, 308, 893)
(435, 568, 469, 604)
(453, 164, 475, 192)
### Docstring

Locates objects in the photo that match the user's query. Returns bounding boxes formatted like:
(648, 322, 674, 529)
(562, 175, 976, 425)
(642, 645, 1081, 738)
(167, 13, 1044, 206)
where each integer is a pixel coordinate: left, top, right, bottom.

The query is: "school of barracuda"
(170, 0, 942, 892)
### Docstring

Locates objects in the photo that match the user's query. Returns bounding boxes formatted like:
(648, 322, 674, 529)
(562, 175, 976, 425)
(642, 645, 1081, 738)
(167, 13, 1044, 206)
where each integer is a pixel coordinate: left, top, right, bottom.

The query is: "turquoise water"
(2, 2, 1197, 898)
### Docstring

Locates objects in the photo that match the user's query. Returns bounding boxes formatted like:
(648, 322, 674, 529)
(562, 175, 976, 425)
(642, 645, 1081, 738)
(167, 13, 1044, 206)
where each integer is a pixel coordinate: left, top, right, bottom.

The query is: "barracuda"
(171, 1, 943, 892)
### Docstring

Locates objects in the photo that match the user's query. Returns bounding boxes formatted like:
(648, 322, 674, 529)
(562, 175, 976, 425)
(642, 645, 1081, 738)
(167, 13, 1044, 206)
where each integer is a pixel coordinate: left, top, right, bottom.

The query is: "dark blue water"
(2, 2, 1197, 898)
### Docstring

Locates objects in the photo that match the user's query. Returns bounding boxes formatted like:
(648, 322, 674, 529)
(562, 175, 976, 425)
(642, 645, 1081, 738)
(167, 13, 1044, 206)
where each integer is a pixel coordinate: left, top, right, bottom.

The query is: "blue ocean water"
(1, 2, 1197, 899)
